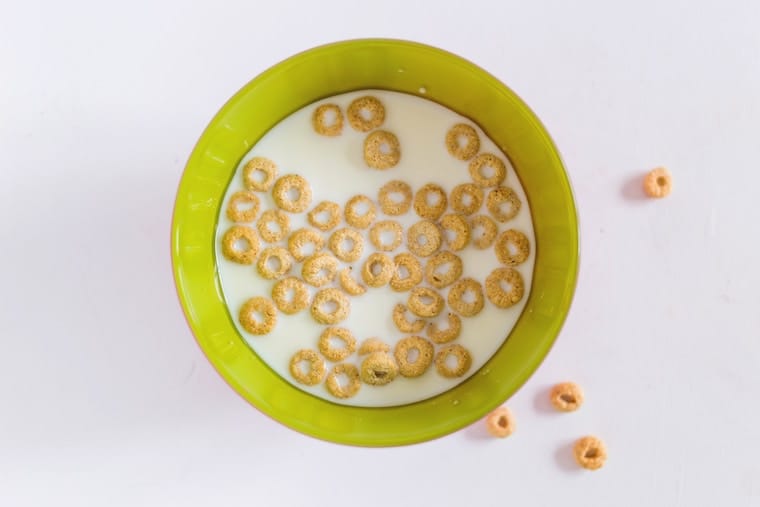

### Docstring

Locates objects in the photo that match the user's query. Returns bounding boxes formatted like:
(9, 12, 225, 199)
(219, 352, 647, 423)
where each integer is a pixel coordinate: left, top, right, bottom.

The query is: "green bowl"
(171, 39, 578, 446)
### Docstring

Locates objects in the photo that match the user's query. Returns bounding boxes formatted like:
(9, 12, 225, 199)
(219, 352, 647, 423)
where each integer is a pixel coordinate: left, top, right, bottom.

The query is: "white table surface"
(2, 1, 758, 505)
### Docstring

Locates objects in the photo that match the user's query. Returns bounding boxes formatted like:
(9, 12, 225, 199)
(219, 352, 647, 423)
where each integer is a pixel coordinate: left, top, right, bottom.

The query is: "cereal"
(257, 209, 290, 243)
(288, 228, 325, 262)
(307, 201, 341, 231)
(485, 406, 515, 438)
(325, 363, 361, 399)
(310, 288, 350, 325)
(344, 195, 376, 229)
(272, 174, 312, 213)
(271, 277, 310, 314)
(318, 327, 357, 362)
(328, 228, 364, 262)
(390, 253, 423, 292)
(424, 251, 463, 289)
(450, 183, 484, 215)
(358, 338, 391, 356)
(360, 352, 399, 386)
(408, 287, 444, 318)
(468, 153, 506, 187)
(407, 220, 442, 257)
(238, 296, 277, 335)
(347, 95, 385, 132)
(486, 186, 521, 222)
(289, 349, 326, 386)
(434, 344, 472, 378)
(440, 214, 470, 251)
(378, 180, 412, 216)
(445, 123, 480, 161)
(413, 183, 447, 220)
(302, 253, 339, 287)
(363, 130, 401, 169)
(485, 267, 524, 308)
(550, 382, 584, 412)
(392, 303, 426, 333)
(573, 436, 607, 470)
(311, 103, 343, 136)
(494, 229, 530, 266)
(256, 246, 293, 280)
(470, 215, 497, 249)
(221, 225, 260, 264)
(447, 278, 484, 317)
(427, 313, 462, 344)
(226, 190, 260, 222)
(338, 267, 367, 296)
(369, 220, 403, 251)
(394, 336, 434, 378)
(361, 252, 394, 288)
(243, 156, 277, 192)
(643, 167, 672, 198)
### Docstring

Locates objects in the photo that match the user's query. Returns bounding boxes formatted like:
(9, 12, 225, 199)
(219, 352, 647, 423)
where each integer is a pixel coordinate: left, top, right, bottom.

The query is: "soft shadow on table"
(462, 418, 496, 441)
(620, 172, 650, 202)
(555, 439, 583, 474)
(533, 384, 561, 415)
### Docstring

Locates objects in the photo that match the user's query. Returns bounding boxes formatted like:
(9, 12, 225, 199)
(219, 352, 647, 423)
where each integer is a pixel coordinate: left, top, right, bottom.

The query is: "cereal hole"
(334, 372, 350, 389)
(480, 164, 496, 179)
(285, 187, 300, 201)
(321, 300, 338, 314)
(398, 265, 410, 279)
(249, 170, 265, 184)
(353, 200, 370, 215)
(444, 353, 459, 370)
(296, 359, 312, 375)
(370, 261, 383, 276)
(657, 176, 667, 186)
(461, 289, 476, 304)
(407, 347, 420, 363)
(498, 416, 508, 428)
(585, 448, 599, 459)
(359, 108, 372, 121)
(233, 238, 250, 252)
(417, 235, 429, 246)
(379, 141, 392, 155)
(266, 256, 282, 273)
(426, 192, 442, 206)
(560, 393, 576, 403)
(340, 237, 355, 252)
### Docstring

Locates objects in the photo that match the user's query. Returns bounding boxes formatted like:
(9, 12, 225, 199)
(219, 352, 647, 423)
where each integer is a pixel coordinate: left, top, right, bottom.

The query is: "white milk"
(215, 90, 535, 407)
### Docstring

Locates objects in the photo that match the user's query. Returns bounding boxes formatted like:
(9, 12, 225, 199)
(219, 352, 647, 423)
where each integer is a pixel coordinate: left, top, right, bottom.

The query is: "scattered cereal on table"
(550, 382, 584, 412)
(643, 167, 672, 198)
(485, 406, 515, 438)
(573, 436, 607, 470)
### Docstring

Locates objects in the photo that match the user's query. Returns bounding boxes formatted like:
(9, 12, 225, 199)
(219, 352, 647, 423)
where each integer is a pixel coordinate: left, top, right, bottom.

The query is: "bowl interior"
(171, 39, 578, 446)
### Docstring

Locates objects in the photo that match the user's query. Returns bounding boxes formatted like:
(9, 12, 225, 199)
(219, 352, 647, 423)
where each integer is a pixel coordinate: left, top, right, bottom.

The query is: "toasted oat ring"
(347, 95, 385, 132)
(470, 215, 498, 249)
(360, 352, 399, 386)
(302, 253, 339, 287)
(413, 183, 448, 220)
(486, 186, 521, 222)
(311, 103, 344, 136)
(643, 167, 672, 198)
(407, 220, 442, 257)
(434, 344, 472, 378)
(307, 201, 341, 231)
(450, 183, 484, 215)
(344, 195, 376, 229)
(390, 253, 423, 292)
(427, 313, 462, 344)
(272, 174, 312, 213)
(439, 214, 470, 251)
(358, 338, 391, 356)
(243, 157, 278, 192)
(574, 436, 607, 470)
(226, 190, 260, 222)
(392, 304, 426, 333)
(445, 123, 480, 161)
(550, 382, 584, 412)
(447, 278, 484, 317)
(256, 246, 293, 280)
(238, 296, 277, 335)
(289, 349, 326, 386)
(369, 220, 403, 252)
(363, 130, 401, 169)
(425, 251, 463, 289)
(257, 209, 290, 243)
(408, 287, 444, 318)
(338, 267, 367, 296)
(468, 153, 507, 187)
(486, 267, 525, 308)
(311, 288, 350, 325)
(494, 229, 530, 266)
(394, 336, 434, 378)
(328, 228, 364, 262)
(318, 327, 357, 362)
(271, 277, 310, 315)
(221, 225, 260, 264)
(325, 363, 361, 399)
(378, 180, 413, 216)
(486, 406, 516, 438)
(288, 228, 325, 262)
(361, 252, 394, 288)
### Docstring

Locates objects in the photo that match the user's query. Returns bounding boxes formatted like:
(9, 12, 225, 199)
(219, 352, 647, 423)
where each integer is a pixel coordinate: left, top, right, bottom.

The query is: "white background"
(1, 0, 758, 505)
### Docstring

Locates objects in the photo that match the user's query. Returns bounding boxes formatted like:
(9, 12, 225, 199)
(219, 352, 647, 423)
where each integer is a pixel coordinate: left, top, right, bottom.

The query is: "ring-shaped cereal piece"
(328, 228, 364, 262)
(447, 278, 484, 317)
(361, 252, 394, 288)
(272, 174, 312, 213)
(310, 288, 350, 325)
(256, 246, 293, 280)
(485, 406, 516, 438)
(392, 304, 426, 333)
(390, 253, 423, 292)
(307, 201, 341, 231)
(226, 190, 260, 222)
(445, 123, 480, 161)
(318, 327, 357, 362)
(238, 296, 277, 335)
(369, 220, 403, 252)
(347, 95, 385, 132)
(450, 183, 484, 215)
(434, 344, 472, 378)
(427, 313, 462, 344)
(485, 267, 525, 308)
(439, 214, 471, 251)
(470, 214, 498, 249)
(271, 277, 310, 314)
(325, 363, 361, 399)
(301, 253, 339, 287)
(643, 167, 672, 198)
(550, 382, 584, 412)
(408, 287, 444, 318)
(394, 336, 434, 378)
(338, 267, 367, 296)
(407, 220, 442, 257)
(486, 186, 521, 222)
(494, 229, 530, 266)
(287, 228, 325, 262)
(363, 130, 401, 170)
(221, 225, 260, 264)
(378, 180, 413, 216)
(344, 195, 376, 229)
(289, 349, 326, 386)
(360, 352, 399, 386)
(358, 338, 391, 356)
(257, 209, 290, 243)
(468, 153, 507, 187)
(413, 183, 448, 220)
(574, 436, 607, 470)
(311, 103, 344, 136)
(243, 157, 278, 192)
(424, 251, 463, 289)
